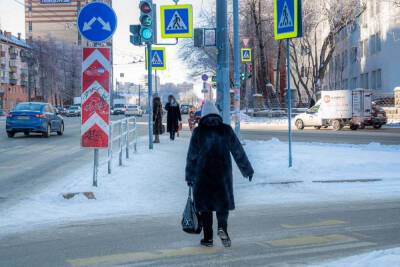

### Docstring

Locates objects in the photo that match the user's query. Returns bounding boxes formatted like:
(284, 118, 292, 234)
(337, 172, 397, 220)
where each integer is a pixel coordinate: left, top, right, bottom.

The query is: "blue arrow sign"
(77, 2, 117, 42)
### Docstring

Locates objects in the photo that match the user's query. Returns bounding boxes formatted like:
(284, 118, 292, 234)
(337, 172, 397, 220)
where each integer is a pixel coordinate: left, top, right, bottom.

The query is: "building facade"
(25, 0, 112, 45)
(0, 31, 31, 112)
(323, 0, 400, 99)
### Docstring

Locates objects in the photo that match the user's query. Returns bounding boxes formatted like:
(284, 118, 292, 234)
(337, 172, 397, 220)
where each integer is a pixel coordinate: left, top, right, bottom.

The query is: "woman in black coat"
(165, 95, 182, 140)
(153, 96, 163, 143)
(185, 101, 254, 248)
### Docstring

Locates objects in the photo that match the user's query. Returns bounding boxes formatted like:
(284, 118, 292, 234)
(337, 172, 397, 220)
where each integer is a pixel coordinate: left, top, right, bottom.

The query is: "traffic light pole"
(233, 0, 240, 137)
(147, 43, 153, 150)
(216, 0, 230, 124)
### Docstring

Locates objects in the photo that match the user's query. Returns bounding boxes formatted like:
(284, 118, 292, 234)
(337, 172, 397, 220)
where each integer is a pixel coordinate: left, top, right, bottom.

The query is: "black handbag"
(181, 187, 202, 234)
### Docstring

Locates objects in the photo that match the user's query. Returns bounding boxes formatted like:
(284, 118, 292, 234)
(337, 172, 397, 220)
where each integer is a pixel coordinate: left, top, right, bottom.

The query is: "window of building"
(28, 21, 32, 32)
(342, 79, 349, 89)
(371, 70, 377, 90)
(376, 33, 381, 52)
(351, 77, 358, 89)
(342, 50, 348, 67)
(376, 69, 382, 89)
(351, 47, 358, 63)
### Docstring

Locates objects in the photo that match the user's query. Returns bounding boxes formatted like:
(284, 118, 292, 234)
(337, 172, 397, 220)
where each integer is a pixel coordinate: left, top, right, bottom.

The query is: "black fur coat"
(185, 114, 254, 212)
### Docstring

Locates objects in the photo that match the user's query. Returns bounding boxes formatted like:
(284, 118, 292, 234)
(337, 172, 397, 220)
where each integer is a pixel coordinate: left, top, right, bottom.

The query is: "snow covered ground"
(1, 133, 400, 235)
(312, 247, 400, 267)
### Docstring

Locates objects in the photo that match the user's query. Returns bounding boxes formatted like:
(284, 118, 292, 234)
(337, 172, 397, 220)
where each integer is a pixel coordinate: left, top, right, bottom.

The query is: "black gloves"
(247, 174, 253, 182)
(187, 180, 194, 187)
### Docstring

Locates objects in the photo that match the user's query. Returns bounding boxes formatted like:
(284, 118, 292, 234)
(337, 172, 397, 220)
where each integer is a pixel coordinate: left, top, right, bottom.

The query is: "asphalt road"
(0, 199, 399, 266)
(241, 127, 400, 145)
(0, 115, 149, 210)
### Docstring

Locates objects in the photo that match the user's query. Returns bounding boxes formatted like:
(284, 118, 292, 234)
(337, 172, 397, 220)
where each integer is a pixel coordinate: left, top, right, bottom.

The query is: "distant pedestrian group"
(152, 94, 182, 143)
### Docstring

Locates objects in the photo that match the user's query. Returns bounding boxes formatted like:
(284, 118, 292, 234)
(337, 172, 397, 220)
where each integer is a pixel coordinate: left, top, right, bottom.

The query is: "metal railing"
(106, 116, 138, 174)
(92, 116, 138, 186)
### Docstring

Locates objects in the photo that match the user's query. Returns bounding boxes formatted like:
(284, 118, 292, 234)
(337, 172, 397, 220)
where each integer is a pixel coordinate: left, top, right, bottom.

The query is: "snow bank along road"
(0, 132, 399, 266)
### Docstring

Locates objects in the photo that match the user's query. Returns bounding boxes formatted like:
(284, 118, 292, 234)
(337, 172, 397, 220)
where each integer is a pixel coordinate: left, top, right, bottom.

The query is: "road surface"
(0, 199, 399, 266)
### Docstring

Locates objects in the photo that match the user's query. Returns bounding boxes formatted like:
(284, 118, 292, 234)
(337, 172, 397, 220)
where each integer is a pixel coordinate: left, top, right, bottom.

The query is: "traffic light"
(130, 24, 142, 46)
(139, 0, 154, 43)
(240, 72, 246, 80)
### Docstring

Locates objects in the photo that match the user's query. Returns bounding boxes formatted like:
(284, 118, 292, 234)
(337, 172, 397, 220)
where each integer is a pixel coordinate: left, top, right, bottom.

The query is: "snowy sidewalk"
(1, 131, 400, 235)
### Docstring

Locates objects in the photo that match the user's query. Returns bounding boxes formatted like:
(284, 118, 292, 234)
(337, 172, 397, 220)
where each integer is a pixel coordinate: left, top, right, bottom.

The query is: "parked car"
(55, 106, 67, 116)
(6, 102, 64, 138)
(112, 103, 126, 115)
(360, 102, 387, 129)
(180, 104, 193, 114)
(125, 104, 143, 117)
(65, 105, 81, 117)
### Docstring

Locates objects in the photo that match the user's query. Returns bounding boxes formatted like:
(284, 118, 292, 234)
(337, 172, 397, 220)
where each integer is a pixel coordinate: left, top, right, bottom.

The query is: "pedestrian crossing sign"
(274, 0, 302, 40)
(160, 4, 193, 38)
(241, 48, 252, 62)
(146, 47, 166, 71)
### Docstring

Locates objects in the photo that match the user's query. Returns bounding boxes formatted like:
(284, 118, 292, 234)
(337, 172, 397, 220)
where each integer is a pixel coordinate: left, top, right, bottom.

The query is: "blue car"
(6, 102, 64, 138)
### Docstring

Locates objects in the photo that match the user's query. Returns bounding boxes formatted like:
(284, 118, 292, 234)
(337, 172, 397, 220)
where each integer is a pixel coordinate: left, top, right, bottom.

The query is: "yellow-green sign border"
(145, 47, 167, 71)
(274, 0, 298, 40)
(160, 4, 193, 39)
(241, 48, 252, 62)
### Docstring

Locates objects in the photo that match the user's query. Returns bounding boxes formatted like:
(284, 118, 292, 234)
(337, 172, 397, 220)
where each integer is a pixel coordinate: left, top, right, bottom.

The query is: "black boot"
(218, 228, 231, 247)
(200, 238, 213, 247)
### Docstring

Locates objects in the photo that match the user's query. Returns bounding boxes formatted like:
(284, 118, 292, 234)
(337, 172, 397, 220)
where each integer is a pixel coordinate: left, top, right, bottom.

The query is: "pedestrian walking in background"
(185, 101, 254, 248)
(153, 96, 163, 143)
(165, 95, 182, 140)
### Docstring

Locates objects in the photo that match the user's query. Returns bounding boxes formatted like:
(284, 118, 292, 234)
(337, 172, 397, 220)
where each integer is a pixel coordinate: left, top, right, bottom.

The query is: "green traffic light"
(141, 27, 153, 40)
(140, 15, 152, 27)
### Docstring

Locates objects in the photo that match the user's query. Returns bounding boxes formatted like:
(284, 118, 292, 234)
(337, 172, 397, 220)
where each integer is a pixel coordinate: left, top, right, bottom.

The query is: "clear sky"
(0, 0, 213, 93)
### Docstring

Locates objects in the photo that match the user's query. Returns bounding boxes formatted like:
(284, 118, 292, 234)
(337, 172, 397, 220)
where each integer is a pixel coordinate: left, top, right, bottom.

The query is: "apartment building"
(0, 31, 31, 111)
(323, 0, 400, 99)
(25, 0, 112, 45)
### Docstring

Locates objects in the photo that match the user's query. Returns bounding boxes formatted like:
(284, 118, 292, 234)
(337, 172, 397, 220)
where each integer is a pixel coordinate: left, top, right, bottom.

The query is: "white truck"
(294, 89, 372, 131)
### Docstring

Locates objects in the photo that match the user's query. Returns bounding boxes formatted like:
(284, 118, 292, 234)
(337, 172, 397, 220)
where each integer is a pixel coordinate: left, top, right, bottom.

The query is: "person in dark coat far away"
(185, 101, 254, 248)
(153, 96, 163, 143)
(165, 95, 182, 140)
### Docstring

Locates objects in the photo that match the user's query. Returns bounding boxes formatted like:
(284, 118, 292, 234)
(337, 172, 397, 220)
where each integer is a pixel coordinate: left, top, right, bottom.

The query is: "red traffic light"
(140, 2, 152, 13)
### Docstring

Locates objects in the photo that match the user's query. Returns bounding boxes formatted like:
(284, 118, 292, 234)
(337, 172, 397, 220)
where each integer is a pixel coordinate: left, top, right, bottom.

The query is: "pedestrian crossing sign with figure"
(160, 4, 193, 38)
(146, 47, 166, 71)
(274, 0, 302, 40)
(241, 48, 252, 62)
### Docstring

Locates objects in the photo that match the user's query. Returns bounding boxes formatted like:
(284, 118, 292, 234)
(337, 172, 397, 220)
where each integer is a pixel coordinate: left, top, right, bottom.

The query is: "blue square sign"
(274, 0, 302, 40)
(161, 5, 193, 38)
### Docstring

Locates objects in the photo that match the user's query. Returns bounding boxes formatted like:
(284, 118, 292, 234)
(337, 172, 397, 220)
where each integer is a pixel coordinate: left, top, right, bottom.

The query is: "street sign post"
(77, 2, 117, 42)
(160, 4, 193, 38)
(241, 48, 252, 62)
(145, 47, 166, 70)
(274, 0, 302, 168)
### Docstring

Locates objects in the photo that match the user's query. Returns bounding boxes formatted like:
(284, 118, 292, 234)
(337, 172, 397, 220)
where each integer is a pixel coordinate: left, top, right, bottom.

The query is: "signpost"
(160, 4, 193, 38)
(145, 47, 166, 71)
(274, 0, 302, 168)
(77, 2, 116, 186)
(77, 2, 117, 43)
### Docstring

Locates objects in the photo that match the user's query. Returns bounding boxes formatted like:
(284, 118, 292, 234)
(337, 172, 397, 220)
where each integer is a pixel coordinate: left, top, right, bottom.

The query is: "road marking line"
(67, 246, 222, 267)
(267, 234, 357, 247)
(194, 241, 376, 266)
(281, 219, 347, 229)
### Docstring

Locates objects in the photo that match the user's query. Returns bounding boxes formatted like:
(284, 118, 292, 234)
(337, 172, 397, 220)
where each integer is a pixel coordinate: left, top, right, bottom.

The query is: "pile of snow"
(387, 119, 400, 128)
(240, 112, 288, 126)
(312, 247, 400, 267)
(1, 133, 400, 235)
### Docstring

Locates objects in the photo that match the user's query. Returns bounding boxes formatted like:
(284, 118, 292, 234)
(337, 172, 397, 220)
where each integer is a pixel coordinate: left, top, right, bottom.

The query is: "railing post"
(119, 121, 123, 166)
(125, 119, 129, 159)
(108, 123, 112, 174)
(134, 118, 138, 153)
